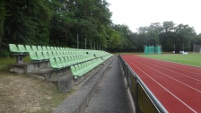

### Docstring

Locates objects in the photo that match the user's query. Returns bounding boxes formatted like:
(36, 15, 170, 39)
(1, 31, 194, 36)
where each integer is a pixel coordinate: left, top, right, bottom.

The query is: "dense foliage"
(0, 0, 201, 56)
(117, 21, 201, 52)
(109, 22, 201, 52)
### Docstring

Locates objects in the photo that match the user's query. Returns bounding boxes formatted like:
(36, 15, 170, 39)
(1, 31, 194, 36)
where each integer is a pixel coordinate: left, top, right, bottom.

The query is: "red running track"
(121, 55, 201, 113)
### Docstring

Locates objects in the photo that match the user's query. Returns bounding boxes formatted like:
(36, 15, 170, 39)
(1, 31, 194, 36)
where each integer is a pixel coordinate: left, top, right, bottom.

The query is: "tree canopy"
(0, 0, 200, 56)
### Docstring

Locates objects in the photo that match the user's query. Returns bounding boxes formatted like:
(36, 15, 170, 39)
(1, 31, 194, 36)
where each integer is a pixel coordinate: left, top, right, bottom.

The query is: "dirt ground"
(0, 71, 71, 113)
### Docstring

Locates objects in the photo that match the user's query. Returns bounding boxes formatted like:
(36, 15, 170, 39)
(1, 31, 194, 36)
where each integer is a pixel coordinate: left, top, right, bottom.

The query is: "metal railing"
(119, 55, 168, 113)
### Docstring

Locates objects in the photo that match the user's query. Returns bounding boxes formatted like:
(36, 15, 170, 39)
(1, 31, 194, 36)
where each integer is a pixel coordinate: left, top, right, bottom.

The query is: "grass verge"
(0, 57, 74, 113)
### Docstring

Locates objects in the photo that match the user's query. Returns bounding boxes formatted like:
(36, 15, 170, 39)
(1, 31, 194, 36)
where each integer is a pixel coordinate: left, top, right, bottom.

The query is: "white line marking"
(125, 57, 197, 113)
(134, 59, 201, 94)
(133, 57, 201, 83)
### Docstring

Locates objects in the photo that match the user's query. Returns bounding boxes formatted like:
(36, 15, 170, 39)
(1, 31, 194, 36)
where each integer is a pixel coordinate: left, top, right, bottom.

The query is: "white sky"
(107, 0, 201, 34)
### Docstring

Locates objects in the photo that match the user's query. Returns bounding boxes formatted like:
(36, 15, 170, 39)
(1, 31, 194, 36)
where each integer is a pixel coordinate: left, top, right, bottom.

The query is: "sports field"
(142, 54, 201, 67)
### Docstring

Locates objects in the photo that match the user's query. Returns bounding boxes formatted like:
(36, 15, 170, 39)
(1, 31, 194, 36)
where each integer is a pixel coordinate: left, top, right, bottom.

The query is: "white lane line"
(138, 56, 201, 73)
(134, 59, 201, 94)
(126, 58, 197, 113)
(132, 58, 201, 83)
(142, 57, 201, 75)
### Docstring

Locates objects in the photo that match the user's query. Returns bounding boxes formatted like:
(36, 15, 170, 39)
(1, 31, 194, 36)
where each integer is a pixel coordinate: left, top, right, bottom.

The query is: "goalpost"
(193, 44, 201, 54)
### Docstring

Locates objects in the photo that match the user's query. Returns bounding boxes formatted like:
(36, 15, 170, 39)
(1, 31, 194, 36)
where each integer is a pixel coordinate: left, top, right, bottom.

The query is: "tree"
(73, 0, 111, 49)
(175, 24, 196, 51)
(111, 24, 135, 51)
(159, 32, 177, 52)
(49, 0, 77, 47)
(149, 22, 163, 34)
(107, 29, 122, 51)
(48, 0, 112, 49)
(146, 29, 159, 45)
(0, 0, 6, 47)
(138, 26, 148, 34)
(4, 0, 51, 46)
(162, 21, 175, 33)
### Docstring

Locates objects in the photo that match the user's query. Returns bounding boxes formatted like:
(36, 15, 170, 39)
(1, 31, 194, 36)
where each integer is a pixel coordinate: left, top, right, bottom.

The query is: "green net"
(144, 45, 161, 54)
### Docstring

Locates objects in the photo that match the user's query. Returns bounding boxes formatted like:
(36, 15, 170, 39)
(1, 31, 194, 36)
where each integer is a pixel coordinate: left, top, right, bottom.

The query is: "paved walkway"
(84, 56, 133, 113)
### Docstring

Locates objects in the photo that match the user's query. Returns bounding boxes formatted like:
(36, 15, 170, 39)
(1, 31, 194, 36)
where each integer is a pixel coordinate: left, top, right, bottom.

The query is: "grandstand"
(9, 44, 113, 92)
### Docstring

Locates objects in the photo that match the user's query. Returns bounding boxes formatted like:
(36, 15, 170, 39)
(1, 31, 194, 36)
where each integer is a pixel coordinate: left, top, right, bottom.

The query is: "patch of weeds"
(0, 57, 15, 71)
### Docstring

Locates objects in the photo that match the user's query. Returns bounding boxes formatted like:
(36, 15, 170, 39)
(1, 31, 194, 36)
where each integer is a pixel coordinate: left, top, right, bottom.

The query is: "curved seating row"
(29, 51, 95, 61)
(70, 58, 104, 77)
(9, 44, 89, 54)
(49, 55, 95, 69)
(9, 44, 113, 77)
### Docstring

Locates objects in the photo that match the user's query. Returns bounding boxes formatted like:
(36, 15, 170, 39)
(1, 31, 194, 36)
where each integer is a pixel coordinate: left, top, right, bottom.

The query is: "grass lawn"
(142, 54, 201, 67)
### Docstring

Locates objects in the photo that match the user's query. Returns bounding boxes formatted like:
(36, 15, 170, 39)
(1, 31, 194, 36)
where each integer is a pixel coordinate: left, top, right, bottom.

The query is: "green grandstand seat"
(9, 44, 20, 53)
(32, 46, 38, 52)
(37, 46, 43, 51)
(60, 47, 65, 52)
(25, 45, 33, 52)
(29, 52, 43, 60)
(77, 64, 86, 75)
(64, 57, 71, 66)
(69, 56, 76, 64)
(42, 46, 48, 51)
(55, 57, 64, 68)
(74, 65, 83, 76)
(80, 63, 91, 74)
(36, 52, 45, 60)
(62, 51, 68, 56)
(49, 58, 63, 69)
(52, 51, 60, 57)
(89, 60, 96, 69)
(60, 57, 68, 67)
(74, 56, 81, 64)
(70, 65, 81, 76)
(42, 51, 49, 59)
(66, 56, 74, 65)
(9, 44, 27, 63)
(50, 47, 56, 51)
(47, 51, 54, 58)
(46, 46, 51, 51)
(62, 51, 67, 56)
(65, 48, 70, 52)
(18, 44, 28, 53)
(70, 61, 94, 77)
(65, 50, 70, 54)
(57, 47, 62, 52)
(58, 51, 64, 57)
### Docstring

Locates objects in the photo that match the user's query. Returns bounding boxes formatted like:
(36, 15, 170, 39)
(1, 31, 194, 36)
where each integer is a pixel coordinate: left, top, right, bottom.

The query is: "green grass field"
(142, 54, 201, 67)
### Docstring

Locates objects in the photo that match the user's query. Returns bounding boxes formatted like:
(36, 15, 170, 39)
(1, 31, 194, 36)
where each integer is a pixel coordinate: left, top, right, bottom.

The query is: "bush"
(0, 49, 10, 58)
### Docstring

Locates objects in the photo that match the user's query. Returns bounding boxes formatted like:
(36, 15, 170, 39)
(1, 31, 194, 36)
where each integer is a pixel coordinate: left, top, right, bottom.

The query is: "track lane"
(134, 55, 201, 80)
(130, 56, 201, 91)
(123, 56, 195, 113)
(122, 55, 201, 113)
(130, 57, 201, 111)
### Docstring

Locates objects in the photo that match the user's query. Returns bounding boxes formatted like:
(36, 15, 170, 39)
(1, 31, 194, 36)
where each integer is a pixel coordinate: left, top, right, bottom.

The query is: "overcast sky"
(107, 0, 201, 34)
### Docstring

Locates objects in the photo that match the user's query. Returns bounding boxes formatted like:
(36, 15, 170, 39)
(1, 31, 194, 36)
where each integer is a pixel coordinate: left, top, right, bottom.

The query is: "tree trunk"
(0, 0, 6, 47)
